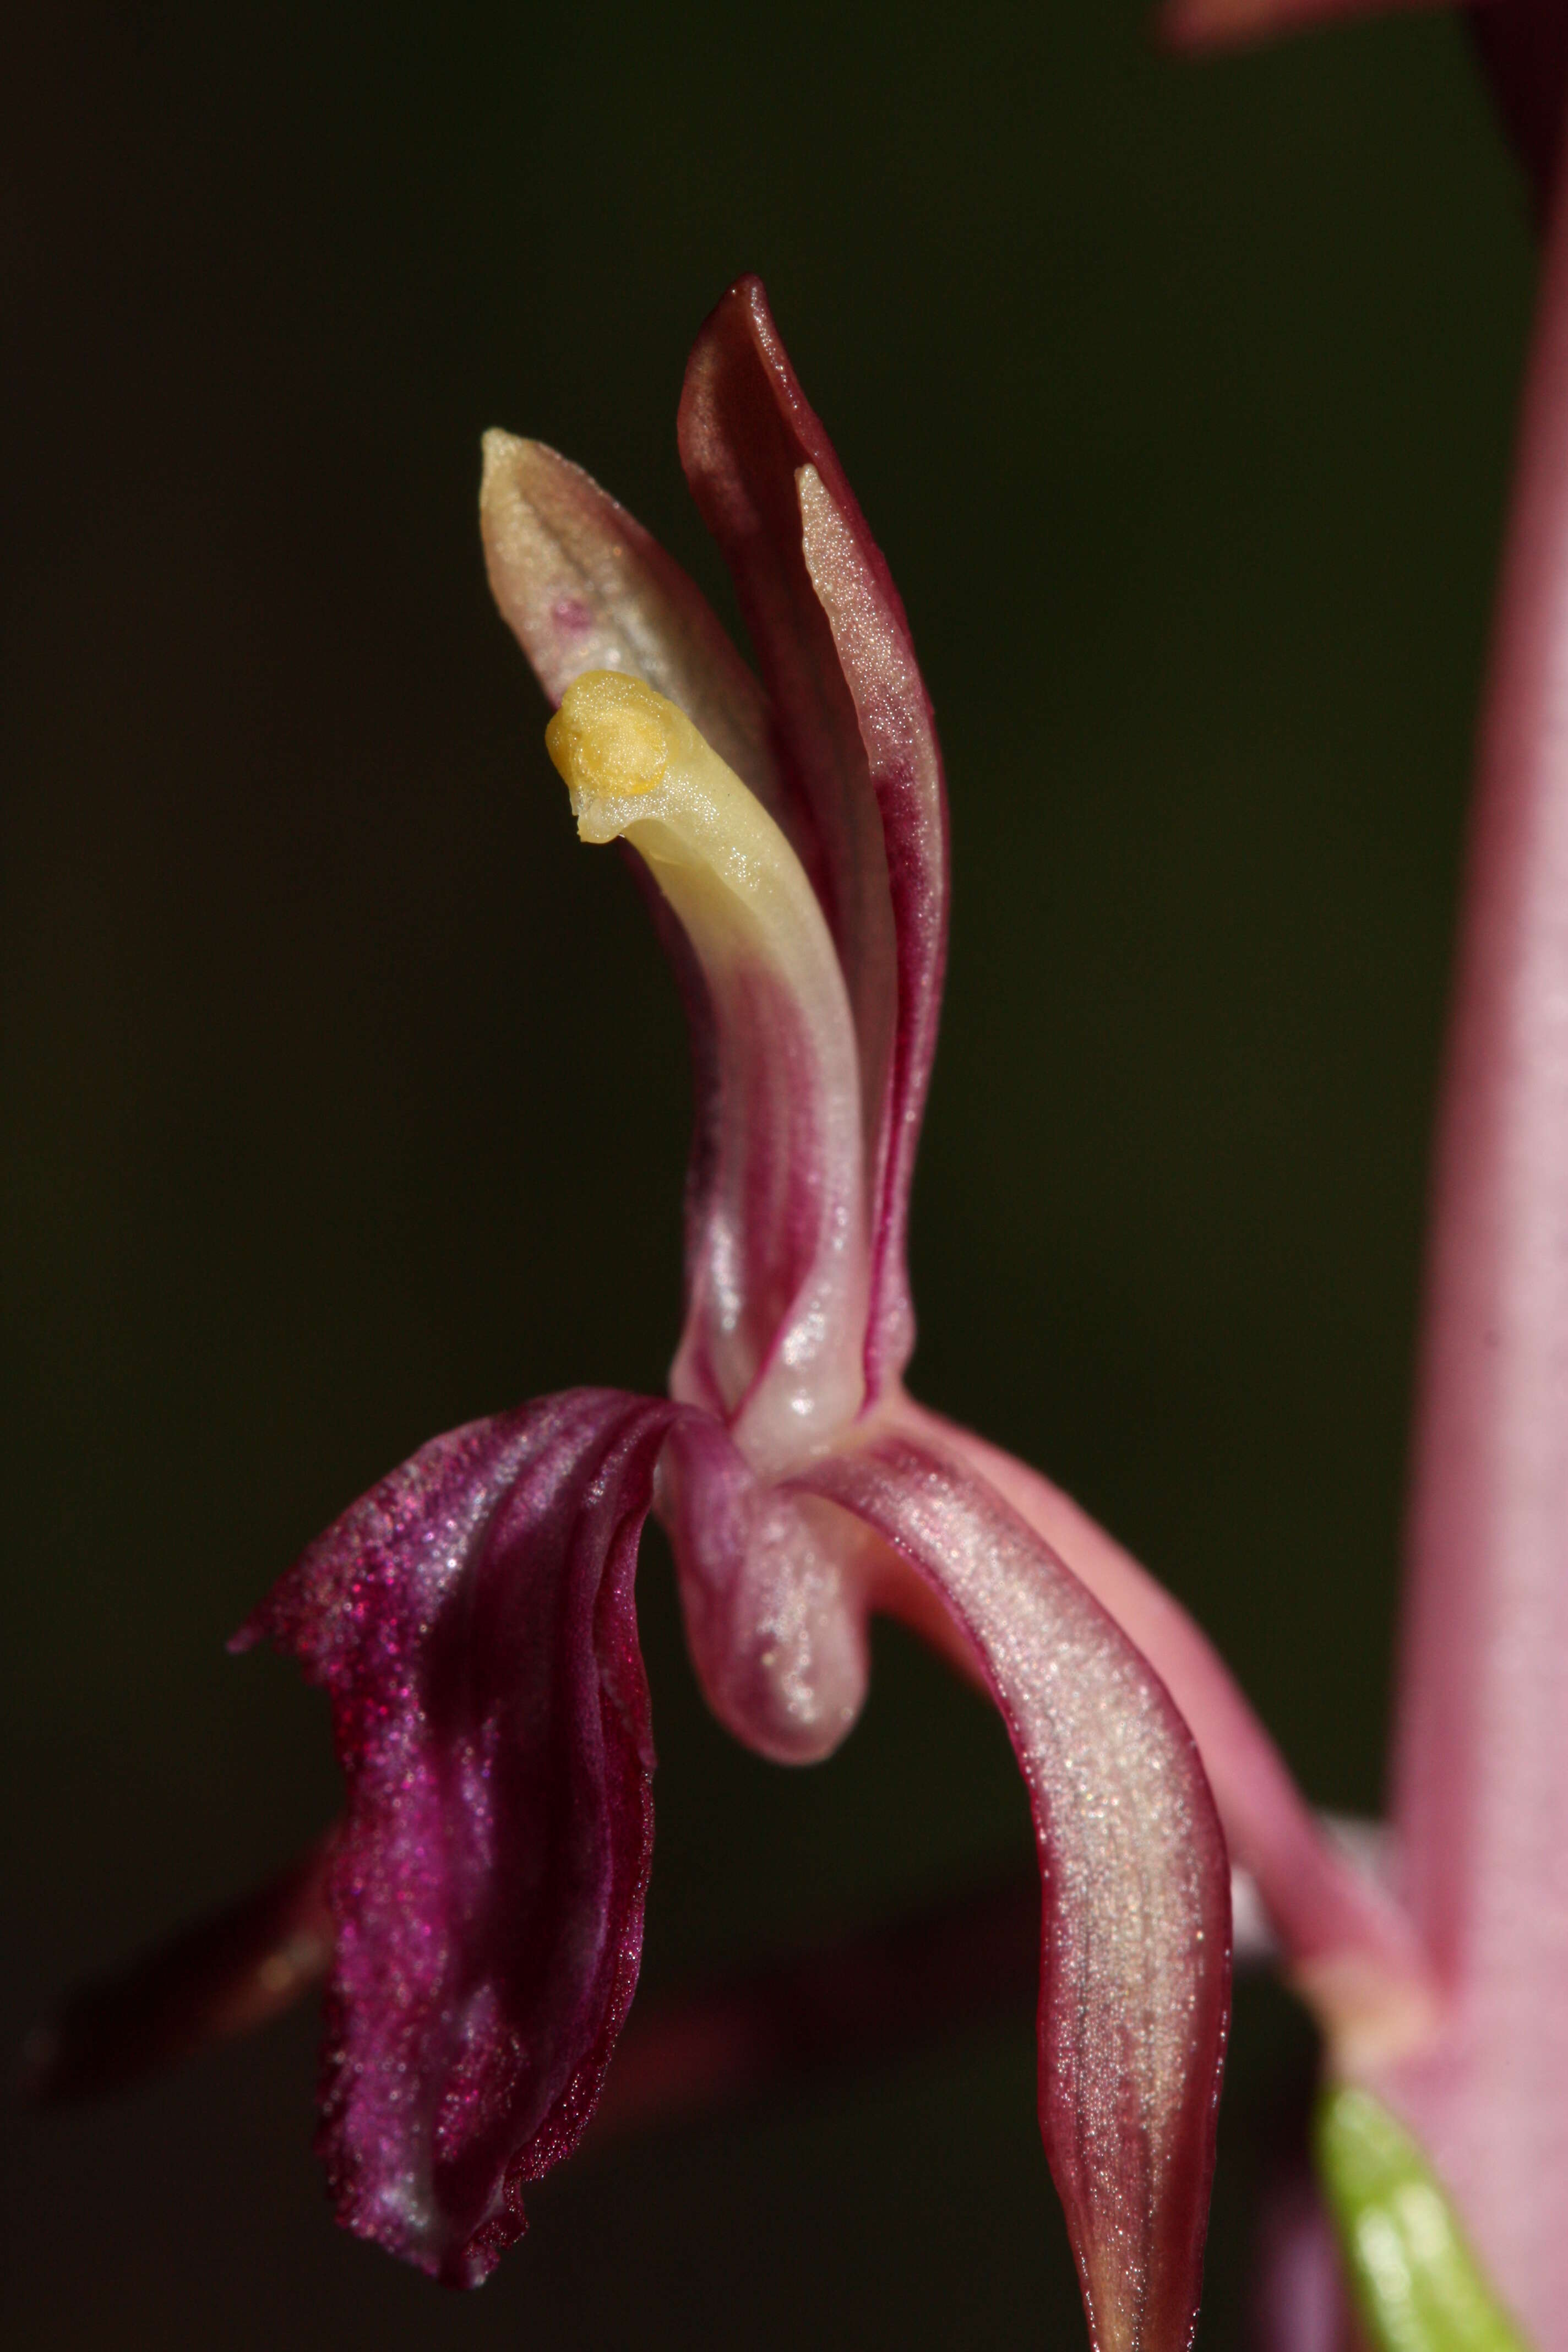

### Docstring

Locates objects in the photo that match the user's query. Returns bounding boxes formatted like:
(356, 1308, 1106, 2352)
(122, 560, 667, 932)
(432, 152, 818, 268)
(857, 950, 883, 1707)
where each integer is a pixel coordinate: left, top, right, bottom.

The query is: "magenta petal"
(236, 1389, 677, 2285)
(679, 276, 949, 1400)
(794, 1434, 1231, 2352)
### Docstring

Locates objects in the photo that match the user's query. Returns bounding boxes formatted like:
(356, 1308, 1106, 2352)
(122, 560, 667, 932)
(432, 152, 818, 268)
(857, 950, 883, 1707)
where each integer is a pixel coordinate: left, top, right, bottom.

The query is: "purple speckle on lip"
(551, 596, 594, 636)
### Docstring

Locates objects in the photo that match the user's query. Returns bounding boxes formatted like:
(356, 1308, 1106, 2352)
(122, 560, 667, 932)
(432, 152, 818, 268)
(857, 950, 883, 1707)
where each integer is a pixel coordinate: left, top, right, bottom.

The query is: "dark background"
(2, 2, 1535, 2344)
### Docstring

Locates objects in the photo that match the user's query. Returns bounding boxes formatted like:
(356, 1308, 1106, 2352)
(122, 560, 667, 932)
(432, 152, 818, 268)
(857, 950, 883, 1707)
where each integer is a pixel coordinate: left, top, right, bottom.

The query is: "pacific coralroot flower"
(68, 277, 1429, 2352)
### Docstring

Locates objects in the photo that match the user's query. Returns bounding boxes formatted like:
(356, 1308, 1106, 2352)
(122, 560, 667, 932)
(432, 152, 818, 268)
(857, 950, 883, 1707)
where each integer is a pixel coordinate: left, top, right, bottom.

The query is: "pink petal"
(1376, 153, 1568, 2351)
(793, 1431, 1231, 2352)
(679, 277, 949, 1402)
(899, 1401, 1429, 2036)
(236, 1389, 676, 2285)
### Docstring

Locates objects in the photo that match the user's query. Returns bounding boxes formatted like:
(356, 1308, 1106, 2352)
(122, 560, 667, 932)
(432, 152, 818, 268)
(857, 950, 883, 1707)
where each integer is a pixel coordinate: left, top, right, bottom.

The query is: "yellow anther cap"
(546, 670, 673, 802)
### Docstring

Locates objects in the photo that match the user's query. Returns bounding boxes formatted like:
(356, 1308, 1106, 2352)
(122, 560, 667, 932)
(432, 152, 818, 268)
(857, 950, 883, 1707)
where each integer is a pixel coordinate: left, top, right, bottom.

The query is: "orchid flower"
(35, 276, 1439, 2352)
(1161, 7, 1568, 2351)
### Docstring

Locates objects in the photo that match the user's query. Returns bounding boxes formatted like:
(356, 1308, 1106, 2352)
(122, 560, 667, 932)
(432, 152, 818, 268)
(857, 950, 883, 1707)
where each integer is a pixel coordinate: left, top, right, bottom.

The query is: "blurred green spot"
(1314, 2083, 1528, 2352)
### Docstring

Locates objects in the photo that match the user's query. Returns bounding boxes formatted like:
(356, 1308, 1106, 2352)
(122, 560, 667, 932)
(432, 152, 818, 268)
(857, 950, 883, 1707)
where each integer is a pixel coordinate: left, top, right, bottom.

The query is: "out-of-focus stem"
(29, 1845, 1303, 2122)
(22, 1841, 334, 2103)
(1382, 89, 1568, 2352)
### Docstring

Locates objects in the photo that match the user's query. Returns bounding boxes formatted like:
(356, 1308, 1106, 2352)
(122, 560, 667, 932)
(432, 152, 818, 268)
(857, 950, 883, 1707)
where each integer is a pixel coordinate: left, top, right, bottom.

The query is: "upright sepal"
(236, 1389, 677, 2285)
(794, 1433, 1231, 2352)
(680, 277, 949, 1400)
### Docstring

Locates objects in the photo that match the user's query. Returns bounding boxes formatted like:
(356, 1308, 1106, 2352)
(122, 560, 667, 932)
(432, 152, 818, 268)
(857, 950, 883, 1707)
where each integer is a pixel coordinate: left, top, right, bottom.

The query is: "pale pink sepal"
(1378, 144, 1568, 2352)
(794, 1432, 1231, 2352)
(798, 462, 948, 1401)
(896, 1401, 1429, 2019)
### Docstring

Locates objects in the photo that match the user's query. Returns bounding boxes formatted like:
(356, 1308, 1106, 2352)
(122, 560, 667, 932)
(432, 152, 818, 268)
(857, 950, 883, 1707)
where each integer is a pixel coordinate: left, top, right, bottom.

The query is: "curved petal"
(236, 1389, 677, 2285)
(679, 276, 948, 1400)
(897, 1401, 1433, 2056)
(793, 1431, 1231, 2352)
(657, 1411, 871, 1762)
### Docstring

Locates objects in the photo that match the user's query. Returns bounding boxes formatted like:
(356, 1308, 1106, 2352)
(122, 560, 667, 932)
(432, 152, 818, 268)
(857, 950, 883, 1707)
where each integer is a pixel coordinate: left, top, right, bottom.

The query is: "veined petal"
(235, 1389, 677, 2285)
(897, 1400, 1433, 2062)
(680, 276, 948, 1401)
(546, 671, 869, 1470)
(793, 1431, 1231, 2352)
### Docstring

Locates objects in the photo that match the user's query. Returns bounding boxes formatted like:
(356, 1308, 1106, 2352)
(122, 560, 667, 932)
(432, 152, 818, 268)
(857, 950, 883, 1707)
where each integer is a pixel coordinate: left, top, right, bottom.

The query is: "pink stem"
(1380, 94, 1568, 2351)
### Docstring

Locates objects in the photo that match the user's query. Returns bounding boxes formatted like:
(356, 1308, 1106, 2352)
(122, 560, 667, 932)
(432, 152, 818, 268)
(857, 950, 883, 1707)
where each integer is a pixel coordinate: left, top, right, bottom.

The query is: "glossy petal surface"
(237, 1389, 676, 2284)
(546, 673, 869, 1466)
(680, 276, 948, 1400)
(795, 1431, 1231, 2352)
